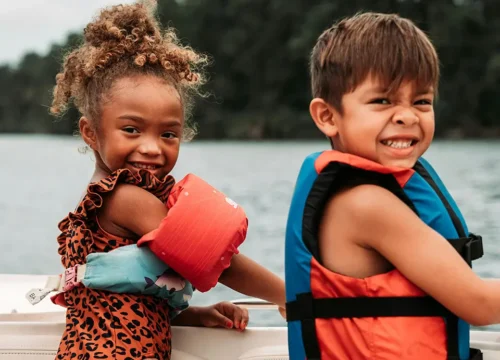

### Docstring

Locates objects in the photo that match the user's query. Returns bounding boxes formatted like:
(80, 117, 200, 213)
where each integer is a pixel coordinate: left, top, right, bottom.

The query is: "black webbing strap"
(448, 234, 484, 266)
(287, 295, 451, 322)
(293, 293, 321, 360)
(286, 294, 483, 359)
(447, 315, 460, 360)
(470, 348, 484, 359)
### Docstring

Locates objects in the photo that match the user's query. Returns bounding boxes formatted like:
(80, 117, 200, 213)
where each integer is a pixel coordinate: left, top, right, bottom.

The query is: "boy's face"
(318, 75, 435, 169)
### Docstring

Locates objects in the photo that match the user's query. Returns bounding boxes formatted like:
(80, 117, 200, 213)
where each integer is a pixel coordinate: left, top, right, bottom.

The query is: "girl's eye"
(122, 127, 139, 134)
(371, 98, 390, 105)
(162, 132, 177, 139)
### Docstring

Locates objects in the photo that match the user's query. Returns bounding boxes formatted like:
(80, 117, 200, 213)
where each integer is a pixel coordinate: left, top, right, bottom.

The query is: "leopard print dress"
(56, 169, 175, 360)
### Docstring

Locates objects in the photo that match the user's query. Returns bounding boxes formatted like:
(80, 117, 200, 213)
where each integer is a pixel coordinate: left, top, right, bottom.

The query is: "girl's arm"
(99, 184, 169, 236)
(219, 253, 286, 308)
(101, 184, 286, 308)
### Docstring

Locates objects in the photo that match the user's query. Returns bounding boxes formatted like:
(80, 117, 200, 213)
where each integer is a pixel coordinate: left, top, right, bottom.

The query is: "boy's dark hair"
(310, 12, 439, 113)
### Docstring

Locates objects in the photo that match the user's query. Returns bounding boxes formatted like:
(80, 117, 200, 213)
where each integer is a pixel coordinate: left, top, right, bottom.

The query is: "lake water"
(0, 135, 499, 328)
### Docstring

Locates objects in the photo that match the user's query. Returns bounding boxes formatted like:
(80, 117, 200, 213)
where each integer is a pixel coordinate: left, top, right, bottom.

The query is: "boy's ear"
(309, 98, 339, 138)
(79, 117, 98, 150)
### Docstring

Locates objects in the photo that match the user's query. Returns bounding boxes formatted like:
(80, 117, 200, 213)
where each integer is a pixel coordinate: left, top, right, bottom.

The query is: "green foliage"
(1, 0, 499, 138)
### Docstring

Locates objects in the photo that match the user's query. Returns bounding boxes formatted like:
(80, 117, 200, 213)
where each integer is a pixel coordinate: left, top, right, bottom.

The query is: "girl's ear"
(79, 117, 98, 151)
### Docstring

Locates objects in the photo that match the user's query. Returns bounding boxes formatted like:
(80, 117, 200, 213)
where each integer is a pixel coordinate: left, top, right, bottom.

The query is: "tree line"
(1, 0, 499, 139)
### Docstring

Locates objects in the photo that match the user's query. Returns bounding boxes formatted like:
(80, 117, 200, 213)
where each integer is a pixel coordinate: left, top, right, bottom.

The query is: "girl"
(50, 2, 285, 359)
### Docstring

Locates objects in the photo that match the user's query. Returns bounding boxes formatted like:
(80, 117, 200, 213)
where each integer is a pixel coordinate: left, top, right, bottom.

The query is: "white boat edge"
(1, 274, 500, 359)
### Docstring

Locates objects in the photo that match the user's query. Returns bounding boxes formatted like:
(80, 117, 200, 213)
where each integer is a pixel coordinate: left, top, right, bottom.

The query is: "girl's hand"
(199, 301, 249, 331)
(279, 306, 286, 319)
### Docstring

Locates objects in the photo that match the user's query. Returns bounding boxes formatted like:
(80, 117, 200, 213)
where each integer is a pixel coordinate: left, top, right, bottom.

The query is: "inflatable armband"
(138, 174, 248, 292)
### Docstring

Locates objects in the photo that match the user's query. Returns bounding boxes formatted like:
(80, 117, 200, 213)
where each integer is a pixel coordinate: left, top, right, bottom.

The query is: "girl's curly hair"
(50, 0, 208, 141)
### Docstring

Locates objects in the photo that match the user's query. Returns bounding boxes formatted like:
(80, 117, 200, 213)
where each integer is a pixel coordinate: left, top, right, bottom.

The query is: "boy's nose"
(392, 108, 419, 126)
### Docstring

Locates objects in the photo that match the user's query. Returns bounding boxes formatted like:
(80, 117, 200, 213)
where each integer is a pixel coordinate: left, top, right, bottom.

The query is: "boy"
(285, 12, 490, 360)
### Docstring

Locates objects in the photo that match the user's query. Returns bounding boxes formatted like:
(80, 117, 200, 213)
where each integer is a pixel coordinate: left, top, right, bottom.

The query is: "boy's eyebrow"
(363, 86, 435, 96)
(363, 86, 389, 95)
(415, 88, 435, 96)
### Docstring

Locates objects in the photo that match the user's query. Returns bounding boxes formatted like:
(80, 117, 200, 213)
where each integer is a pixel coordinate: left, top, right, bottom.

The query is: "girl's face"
(81, 75, 184, 179)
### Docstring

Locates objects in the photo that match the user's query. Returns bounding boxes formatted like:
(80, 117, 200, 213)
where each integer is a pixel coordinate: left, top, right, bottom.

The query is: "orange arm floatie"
(137, 174, 248, 292)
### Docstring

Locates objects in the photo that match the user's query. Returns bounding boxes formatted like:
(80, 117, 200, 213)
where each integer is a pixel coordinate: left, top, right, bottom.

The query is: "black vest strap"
(449, 233, 483, 266)
(286, 295, 452, 322)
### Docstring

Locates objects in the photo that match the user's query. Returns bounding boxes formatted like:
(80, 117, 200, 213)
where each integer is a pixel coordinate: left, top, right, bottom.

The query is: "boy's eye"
(415, 99, 433, 106)
(122, 127, 139, 134)
(371, 98, 390, 105)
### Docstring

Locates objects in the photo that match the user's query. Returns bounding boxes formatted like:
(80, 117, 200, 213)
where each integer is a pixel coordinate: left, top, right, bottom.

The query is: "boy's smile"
(378, 134, 422, 164)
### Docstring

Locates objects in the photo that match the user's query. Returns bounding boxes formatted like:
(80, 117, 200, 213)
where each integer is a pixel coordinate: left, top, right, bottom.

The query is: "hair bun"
(84, 2, 160, 48)
(50, 0, 208, 135)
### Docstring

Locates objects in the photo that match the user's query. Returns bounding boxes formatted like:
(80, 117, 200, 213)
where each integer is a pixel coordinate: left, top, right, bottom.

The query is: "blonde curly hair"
(50, 0, 208, 141)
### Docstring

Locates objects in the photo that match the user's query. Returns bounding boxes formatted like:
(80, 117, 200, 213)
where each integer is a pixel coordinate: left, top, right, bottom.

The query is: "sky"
(0, 0, 136, 65)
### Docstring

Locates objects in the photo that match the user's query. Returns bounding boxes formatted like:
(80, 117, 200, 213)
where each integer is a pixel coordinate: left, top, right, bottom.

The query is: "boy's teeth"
(382, 140, 413, 149)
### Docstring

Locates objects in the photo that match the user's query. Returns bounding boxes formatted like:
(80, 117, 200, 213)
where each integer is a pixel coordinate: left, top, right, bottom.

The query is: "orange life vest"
(284, 151, 483, 360)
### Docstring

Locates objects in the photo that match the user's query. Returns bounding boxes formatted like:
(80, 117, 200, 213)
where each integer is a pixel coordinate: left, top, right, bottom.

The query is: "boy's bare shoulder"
(330, 184, 399, 216)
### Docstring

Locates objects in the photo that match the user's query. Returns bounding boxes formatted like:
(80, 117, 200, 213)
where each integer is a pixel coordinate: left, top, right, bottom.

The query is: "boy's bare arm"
(219, 253, 286, 308)
(326, 184, 500, 327)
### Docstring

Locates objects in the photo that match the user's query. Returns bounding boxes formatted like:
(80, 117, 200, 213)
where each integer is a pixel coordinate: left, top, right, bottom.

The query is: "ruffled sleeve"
(57, 169, 175, 268)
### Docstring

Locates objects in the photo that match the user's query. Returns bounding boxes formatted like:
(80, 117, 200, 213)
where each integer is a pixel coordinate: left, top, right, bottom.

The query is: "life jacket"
(26, 173, 248, 305)
(284, 150, 484, 360)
